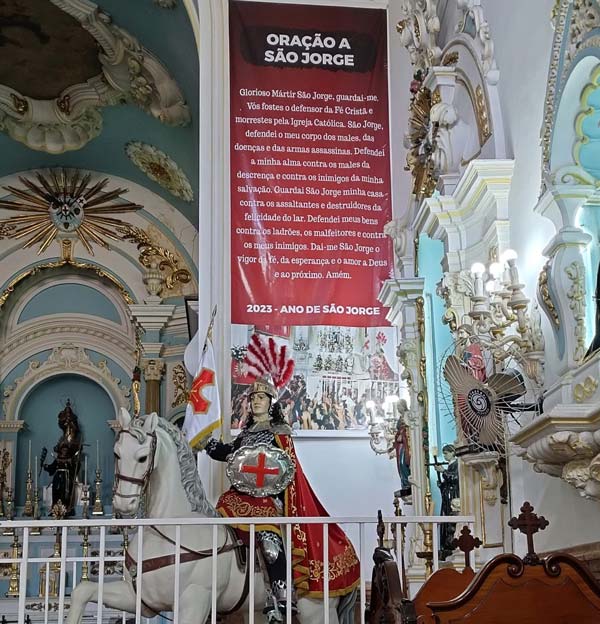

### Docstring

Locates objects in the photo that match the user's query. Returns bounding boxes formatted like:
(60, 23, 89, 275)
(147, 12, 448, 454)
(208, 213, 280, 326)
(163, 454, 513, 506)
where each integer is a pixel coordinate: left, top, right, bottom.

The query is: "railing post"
(17, 529, 28, 624)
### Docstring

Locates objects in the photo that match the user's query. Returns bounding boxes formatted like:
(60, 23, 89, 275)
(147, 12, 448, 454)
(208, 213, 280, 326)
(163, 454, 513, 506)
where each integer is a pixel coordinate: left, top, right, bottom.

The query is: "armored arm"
(205, 438, 236, 462)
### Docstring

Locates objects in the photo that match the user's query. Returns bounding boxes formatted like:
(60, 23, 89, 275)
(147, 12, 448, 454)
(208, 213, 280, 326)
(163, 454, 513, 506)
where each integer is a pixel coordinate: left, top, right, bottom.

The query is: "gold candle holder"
(80, 527, 90, 582)
(92, 469, 104, 516)
(80, 483, 90, 525)
(23, 468, 34, 517)
(3, 487, 14, 535)
(121, 526, 129, 580)
(416, 491, 434, 578)
(0, 449, 11, 519)
(30, 488, 42, 536)
(5, 531, 20, 597)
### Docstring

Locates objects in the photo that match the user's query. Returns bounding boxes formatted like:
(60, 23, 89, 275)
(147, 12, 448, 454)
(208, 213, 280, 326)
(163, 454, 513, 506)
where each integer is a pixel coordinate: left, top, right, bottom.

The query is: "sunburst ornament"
(0, 169, 143, 255)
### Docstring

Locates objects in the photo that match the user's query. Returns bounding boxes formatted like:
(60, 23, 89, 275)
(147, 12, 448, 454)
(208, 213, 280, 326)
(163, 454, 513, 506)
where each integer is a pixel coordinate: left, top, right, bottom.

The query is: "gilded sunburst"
(0, 169, 142, 254)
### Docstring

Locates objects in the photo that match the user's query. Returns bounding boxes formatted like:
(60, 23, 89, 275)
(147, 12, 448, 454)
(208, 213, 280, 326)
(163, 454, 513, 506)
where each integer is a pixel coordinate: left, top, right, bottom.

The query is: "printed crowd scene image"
(231, 325, 400, 431)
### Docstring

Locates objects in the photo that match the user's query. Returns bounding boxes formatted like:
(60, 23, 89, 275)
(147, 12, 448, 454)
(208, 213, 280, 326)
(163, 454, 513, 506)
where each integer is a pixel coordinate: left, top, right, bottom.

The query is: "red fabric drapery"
(276, 434, 360, 598)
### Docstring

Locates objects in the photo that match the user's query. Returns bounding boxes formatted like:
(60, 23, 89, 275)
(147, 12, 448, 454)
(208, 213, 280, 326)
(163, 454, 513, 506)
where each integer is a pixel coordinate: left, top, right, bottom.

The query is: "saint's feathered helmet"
(244, 334, 295, 403)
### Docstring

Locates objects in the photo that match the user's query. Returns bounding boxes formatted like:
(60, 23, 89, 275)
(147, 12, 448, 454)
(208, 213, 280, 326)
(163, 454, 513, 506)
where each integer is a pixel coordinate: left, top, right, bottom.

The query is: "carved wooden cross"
(451, 526, 482, 569)
(508, 501, 549, 564)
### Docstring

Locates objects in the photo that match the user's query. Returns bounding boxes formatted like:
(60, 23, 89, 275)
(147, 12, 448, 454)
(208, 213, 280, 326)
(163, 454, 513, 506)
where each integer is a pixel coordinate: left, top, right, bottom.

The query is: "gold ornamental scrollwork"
(118, 225, 192, 292)
(171, 363, 189, 408)
(537, 260, 560, 328)
(405, 82, 439, 200)
(475, 85, 492, 144)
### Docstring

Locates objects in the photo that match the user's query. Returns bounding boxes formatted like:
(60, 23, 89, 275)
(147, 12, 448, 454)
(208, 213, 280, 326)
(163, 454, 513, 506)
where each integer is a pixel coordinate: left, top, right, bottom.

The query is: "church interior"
(1, 0, 600, 622)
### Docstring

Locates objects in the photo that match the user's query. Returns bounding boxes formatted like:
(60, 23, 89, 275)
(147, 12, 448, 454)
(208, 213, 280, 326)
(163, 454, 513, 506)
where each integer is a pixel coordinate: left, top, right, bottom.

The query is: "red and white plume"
(244, 334, 295, 390)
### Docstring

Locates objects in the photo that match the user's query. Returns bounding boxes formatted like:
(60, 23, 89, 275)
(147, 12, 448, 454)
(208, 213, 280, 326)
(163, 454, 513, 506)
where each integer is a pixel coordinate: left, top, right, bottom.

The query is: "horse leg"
(179, 583, 212, 624)
(66, 580, 138, 624)
(296, 597, 340, 624)
(66, 581, 97, 624)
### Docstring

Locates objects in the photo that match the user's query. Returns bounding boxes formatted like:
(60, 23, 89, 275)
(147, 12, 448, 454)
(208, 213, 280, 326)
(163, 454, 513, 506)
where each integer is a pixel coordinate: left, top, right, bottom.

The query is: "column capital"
(142, 358, 166, 382)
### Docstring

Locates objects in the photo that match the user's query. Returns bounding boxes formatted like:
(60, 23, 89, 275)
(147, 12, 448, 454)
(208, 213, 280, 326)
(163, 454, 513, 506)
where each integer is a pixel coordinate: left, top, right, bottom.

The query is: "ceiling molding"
(0, 0, 191, 154)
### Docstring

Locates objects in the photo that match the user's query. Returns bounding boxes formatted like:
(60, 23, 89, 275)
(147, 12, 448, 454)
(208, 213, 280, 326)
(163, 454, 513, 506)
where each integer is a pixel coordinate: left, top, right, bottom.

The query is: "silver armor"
(259, 531, 283, 564)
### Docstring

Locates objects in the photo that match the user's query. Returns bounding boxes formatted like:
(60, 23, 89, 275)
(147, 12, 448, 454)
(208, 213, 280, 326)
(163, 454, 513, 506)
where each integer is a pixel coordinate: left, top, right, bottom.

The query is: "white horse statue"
(67, 409, 357, 624)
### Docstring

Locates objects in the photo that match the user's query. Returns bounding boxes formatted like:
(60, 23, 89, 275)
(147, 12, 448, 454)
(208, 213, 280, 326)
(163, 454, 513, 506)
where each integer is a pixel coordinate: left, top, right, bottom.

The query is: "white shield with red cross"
(226, 443, 295, 497)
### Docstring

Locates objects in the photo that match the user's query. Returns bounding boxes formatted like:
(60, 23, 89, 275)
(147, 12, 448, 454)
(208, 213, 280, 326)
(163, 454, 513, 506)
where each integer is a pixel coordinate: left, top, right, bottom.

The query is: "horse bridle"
(113, 429, 157, 501)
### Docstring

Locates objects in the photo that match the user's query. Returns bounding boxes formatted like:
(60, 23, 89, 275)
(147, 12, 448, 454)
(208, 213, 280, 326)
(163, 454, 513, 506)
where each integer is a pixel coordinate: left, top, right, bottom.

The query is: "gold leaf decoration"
(0, 169, 142, 255)
(119, 225, 192, 291)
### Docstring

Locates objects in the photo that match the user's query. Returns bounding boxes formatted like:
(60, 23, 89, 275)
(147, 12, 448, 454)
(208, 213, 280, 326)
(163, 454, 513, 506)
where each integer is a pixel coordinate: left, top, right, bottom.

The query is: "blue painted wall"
(18, 283, 121, 324)
(16, 374, 116, 509)
(418, 234, 457, 514)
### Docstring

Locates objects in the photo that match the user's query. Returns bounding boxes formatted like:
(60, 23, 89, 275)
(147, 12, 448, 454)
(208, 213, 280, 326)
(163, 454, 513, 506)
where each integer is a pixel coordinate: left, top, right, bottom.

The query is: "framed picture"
(184, 297, 199, 340)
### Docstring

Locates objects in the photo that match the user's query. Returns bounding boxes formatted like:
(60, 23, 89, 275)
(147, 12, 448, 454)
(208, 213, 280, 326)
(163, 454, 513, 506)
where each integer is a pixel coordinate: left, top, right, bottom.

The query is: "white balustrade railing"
(0, 514, 475, 624)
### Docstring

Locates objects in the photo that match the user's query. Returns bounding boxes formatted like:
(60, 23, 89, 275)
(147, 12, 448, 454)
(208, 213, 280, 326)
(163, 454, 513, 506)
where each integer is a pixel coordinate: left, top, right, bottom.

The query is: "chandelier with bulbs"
(465, 249, 544, 382)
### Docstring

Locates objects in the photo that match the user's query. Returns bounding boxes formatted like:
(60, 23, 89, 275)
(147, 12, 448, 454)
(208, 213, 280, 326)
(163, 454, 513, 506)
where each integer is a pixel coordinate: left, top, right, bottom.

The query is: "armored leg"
(257, 531, 297, 621)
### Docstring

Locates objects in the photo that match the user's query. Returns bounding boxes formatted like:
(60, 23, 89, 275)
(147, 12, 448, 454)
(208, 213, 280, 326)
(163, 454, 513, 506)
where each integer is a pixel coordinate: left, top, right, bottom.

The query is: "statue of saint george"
(42, 400, 82, 516)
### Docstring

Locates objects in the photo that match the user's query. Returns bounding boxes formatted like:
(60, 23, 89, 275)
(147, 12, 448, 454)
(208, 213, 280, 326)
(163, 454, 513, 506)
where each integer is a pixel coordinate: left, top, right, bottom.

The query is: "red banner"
(230, 1, 392, 327)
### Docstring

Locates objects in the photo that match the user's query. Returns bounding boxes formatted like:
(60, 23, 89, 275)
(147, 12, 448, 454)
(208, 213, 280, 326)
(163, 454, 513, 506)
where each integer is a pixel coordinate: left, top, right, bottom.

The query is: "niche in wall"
(16, 373, 116, 508)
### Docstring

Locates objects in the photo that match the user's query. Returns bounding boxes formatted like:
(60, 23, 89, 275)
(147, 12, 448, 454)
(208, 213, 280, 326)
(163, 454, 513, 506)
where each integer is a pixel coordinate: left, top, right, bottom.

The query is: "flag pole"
(201, 305, 218, 357)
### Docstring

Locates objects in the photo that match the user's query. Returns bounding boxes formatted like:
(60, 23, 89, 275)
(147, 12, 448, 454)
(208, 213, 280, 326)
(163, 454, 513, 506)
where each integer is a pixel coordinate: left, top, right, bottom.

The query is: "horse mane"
(131, 416, 217, 517)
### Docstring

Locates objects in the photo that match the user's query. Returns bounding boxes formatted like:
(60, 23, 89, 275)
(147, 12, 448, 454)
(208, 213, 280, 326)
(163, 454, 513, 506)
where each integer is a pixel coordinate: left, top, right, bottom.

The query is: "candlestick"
(23, 468, 34, 517)
(92, 468, 104, 516)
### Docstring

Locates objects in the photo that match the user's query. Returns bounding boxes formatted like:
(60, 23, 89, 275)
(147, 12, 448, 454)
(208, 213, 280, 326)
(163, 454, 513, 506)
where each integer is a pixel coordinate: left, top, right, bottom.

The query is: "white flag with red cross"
(184, 338, 221, 448)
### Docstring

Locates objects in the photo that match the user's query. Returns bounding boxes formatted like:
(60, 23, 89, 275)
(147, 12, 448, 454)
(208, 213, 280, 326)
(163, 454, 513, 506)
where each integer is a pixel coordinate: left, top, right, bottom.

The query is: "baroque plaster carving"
(143, 358, 165, 382)
(2, 344, 130, 420)
(125, 142, 193, 202)
(456, 0, 496, 79)
(399, 0, 499, 201)
(462, 452, 501, 506)
(565, 260, 587, 363)
(537, 260, 560, 329)
(0, 0, 190, 154)
(396, 0, 441, 72)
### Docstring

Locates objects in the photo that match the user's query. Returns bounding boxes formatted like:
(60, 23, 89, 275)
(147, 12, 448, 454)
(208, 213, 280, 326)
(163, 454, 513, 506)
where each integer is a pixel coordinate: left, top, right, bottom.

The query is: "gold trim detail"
(537, 260, 560, 328)
(119, 225, 192, 291)
(405, 85, 438, 200)
(0, 169, 142, 255)
(171, 363, 189, 408)
(442, 51, 459, 66)
(0, 258, 134, 309)
(475, 85, 492, 145)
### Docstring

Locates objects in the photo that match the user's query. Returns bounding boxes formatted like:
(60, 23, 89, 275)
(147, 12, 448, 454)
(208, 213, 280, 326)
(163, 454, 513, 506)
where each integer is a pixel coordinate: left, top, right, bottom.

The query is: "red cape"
(276, 434, 360, 598)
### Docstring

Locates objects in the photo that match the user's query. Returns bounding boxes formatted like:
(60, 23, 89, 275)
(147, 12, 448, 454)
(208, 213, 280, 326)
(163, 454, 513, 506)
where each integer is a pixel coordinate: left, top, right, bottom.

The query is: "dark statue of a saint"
(42, 400, 82, 515)
(434, 444, 460, 560)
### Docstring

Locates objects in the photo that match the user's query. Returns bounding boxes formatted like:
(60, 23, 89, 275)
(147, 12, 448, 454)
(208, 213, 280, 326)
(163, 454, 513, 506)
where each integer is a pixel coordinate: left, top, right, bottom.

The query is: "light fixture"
(501, 248, 518, 263)
(470, 262, 486, 276)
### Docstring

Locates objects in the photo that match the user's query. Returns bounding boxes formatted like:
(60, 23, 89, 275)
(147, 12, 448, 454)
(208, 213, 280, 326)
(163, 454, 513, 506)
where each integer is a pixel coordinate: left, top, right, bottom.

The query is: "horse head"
(113, 407, 159, 517)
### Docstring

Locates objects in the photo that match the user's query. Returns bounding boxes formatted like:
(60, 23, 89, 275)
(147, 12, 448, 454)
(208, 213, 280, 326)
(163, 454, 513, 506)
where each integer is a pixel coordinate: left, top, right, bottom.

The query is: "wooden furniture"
(412, 526, 480, 624)
(367, 514, 481, 624)
(428, 502, 600, 624)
